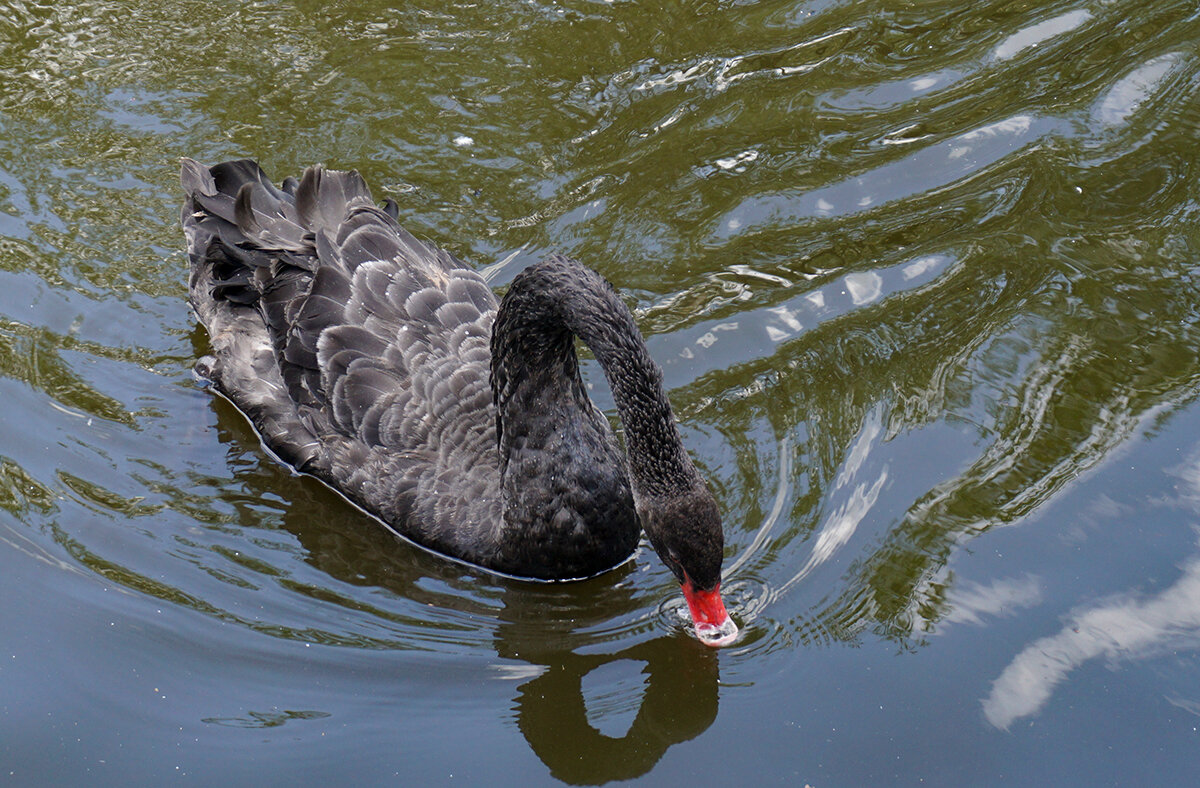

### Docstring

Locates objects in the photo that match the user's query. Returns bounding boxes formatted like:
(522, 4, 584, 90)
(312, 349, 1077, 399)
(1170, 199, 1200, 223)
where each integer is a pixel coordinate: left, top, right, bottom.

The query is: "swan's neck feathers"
(491, 255, 699, 501)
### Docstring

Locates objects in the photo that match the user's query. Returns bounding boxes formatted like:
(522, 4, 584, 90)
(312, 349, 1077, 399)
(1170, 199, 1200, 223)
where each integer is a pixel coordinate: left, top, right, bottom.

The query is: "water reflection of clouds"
(1166, 695, 1200, 719)
(1092, 53, 1185, 128)
(778, 408, 887, 597)
(942, 575, 1041, 628)
(983, 454, 1200, 729)
(820, 9, 1094, 112)
(713, 113, 1057, 238)
(652, 253, 953, 389)
(983, 553, 1200, 729)
(990, 11, 1093, 62)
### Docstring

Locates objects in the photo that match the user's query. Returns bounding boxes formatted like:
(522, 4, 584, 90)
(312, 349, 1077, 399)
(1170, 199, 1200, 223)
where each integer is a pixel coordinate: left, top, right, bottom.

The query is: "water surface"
(3, 0, 1200, 784)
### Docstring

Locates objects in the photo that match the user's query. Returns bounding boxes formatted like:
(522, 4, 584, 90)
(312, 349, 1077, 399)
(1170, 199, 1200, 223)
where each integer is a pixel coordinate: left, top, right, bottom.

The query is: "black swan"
(180, 159, 738, 646)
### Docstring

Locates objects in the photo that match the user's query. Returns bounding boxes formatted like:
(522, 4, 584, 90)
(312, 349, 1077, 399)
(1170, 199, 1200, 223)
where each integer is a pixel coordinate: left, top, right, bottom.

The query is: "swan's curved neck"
(490, 256, 699, 498)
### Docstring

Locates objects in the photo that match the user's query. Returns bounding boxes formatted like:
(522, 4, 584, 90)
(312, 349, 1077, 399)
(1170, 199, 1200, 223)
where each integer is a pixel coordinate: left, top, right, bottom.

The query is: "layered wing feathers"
(182, 159, 503, 560)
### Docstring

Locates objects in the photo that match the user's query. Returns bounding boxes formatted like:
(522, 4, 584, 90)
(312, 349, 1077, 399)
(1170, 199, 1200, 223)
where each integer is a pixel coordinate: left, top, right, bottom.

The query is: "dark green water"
(3, 0, 1200, 783)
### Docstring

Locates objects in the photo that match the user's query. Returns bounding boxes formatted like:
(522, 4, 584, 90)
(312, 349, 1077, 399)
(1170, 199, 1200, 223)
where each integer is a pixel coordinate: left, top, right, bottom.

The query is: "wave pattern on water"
(3, 0, 1200, 781)
(1, 0, 1197, 649)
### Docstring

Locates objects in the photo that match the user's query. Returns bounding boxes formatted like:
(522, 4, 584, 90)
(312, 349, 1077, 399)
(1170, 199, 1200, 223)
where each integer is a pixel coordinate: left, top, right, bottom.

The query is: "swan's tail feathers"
(183, 158, 467, 301)
(181, 159, 328, 469)
(297, 168, 466, 285)
(295, 165, 374, 234)
(181, 158, 267, 225)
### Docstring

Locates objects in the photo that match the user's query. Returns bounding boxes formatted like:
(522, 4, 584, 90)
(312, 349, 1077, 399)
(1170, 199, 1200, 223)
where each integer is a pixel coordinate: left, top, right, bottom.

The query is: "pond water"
(3, 0, 1200, 784)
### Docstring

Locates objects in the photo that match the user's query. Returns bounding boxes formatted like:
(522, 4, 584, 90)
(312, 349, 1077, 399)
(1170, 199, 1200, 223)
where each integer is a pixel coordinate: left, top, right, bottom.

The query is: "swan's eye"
(663, 548, 686, 583)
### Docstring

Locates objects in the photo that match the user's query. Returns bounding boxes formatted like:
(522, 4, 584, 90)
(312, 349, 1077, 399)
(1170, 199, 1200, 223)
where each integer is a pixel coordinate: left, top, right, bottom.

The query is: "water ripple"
(3, 0, 1200, 779)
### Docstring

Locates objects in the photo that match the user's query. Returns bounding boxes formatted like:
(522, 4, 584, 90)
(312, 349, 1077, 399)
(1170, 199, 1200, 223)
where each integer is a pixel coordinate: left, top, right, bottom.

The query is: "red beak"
(681, 580, 739, 647)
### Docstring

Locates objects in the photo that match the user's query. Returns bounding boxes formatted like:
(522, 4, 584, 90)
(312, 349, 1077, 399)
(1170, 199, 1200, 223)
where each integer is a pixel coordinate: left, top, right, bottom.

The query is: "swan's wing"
(182, 159, 503, 558)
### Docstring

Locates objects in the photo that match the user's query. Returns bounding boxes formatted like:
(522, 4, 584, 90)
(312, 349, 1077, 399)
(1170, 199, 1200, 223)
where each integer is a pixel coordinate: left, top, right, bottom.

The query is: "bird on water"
(180, 158, 738, 646)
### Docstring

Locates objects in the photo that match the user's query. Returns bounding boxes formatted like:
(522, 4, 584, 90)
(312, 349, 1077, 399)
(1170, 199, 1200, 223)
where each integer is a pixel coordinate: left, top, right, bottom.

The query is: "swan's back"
(182, 159, 504, 562)
(184, 159, 734, 638)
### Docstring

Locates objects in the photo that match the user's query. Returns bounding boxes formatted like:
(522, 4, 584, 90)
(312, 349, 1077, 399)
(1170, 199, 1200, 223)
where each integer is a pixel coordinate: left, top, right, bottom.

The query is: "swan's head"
(639, 485, 738, 647)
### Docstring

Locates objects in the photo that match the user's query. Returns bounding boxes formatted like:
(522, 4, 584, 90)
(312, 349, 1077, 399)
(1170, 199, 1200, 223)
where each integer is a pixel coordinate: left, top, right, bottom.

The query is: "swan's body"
(181, 159, 736, 645)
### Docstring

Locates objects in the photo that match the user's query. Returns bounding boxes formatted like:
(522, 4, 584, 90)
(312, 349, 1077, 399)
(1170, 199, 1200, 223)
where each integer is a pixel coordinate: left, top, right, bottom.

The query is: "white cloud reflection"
(777, 408, 887, 597)
(984, 452, 1200, 729)
(990, 10, 1092, 61)
(983, 554, 1200, 729)
(943, 575, 1042, 628)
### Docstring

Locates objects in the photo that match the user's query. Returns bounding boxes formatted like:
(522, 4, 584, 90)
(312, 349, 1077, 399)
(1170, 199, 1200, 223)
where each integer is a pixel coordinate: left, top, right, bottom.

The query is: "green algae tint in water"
(2, 0, 1200, 784)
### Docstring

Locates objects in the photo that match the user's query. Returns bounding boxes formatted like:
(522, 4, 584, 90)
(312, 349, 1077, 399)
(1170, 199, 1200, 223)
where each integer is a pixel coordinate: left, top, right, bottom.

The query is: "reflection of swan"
(984, 551, 1200, 729)
(224, 454, 722, 782)
(181, 159, 735, 644)
(263, 480, 722, 786)
(500, 630, 719, 784)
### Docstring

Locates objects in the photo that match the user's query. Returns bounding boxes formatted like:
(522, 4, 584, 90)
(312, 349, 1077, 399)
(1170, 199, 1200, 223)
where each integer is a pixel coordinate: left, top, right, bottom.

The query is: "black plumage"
(181, 159, 736, 643)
